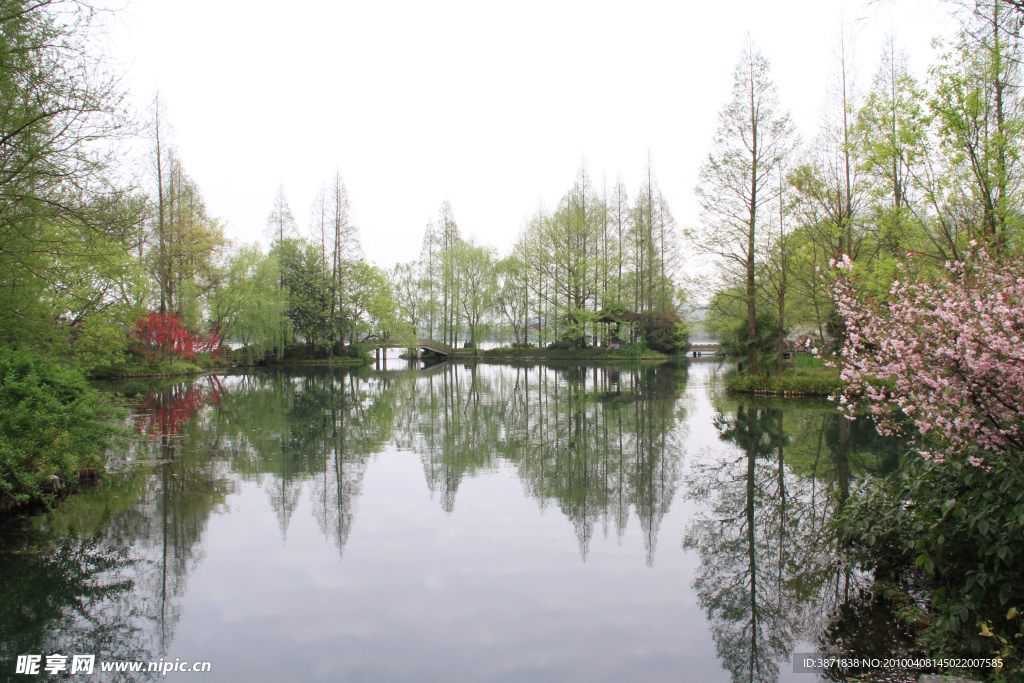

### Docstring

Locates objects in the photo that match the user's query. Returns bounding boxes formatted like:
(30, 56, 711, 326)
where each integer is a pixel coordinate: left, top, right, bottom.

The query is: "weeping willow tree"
(208, 244, 291, 361)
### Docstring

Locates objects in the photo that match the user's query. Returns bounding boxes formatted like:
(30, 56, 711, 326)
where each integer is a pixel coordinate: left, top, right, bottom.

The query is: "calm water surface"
(0, 361, 902, 682)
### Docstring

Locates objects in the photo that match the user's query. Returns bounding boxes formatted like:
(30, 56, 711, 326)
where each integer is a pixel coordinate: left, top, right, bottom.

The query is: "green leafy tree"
(692, 38, 795, 373)
(639, 312, 688, 355)
(349, 261, 399, 343)
(929, 0, 1024, 254)
(209, 245, 290, 360)
(630, 160, 679, 316)
(494, 255, 528, 345)
(274, 238, 331, 347)
(391, 261, 424, 337)
(267, 183, 298, 247)
(327, 169, 361, 343)
(417, 220, 440, 339)
(0, 0, 140, 350)
(455, 239, 495, 348)
(857, 37, 931, 261)
(553, 164, 600, 346)
(147, 149, 228, 326)
(437, 201, 462, 345)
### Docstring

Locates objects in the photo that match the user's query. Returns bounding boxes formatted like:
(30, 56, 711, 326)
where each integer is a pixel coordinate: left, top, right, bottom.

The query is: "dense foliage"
(639, 312, 688, 354)
(832, 249, 1024, 671)
(715, 313, 784, 373)
(689, 1, 1024, 388)
(0, 0, 141, 367)
(0, 348, 119, 504)
(666, 3, 1024, 670)
(838, 456, 1024, 671)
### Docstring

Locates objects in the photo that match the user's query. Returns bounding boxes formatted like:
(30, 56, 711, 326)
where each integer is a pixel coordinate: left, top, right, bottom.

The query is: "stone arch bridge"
(364, 337, 454, 358)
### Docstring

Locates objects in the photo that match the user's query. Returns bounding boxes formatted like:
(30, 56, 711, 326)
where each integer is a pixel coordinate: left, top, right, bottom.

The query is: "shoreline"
(724, 366, 843, 398)
(92, 357, 373, 380)
(0, 469, 103, 520)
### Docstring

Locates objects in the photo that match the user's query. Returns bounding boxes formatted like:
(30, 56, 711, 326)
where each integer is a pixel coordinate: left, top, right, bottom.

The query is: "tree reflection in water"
(684, 398, 901, 683)
(192, 362, 690, 564)
(1, 364, 914, 680)
(209, 369, 395, 557)
(0, 393, 236, 679)
(0, 530, 143, 680)
(50, 357, 688, 636)
(131, 377, 223, 437)
(390, 361, 689, 563)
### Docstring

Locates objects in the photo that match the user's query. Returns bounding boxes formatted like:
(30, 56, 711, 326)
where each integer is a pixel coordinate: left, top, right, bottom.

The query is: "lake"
(0, 361, 906, 682)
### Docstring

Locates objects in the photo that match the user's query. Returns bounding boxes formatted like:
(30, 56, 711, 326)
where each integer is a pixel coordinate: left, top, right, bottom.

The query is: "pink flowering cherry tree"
(831, 249, 1024, 466)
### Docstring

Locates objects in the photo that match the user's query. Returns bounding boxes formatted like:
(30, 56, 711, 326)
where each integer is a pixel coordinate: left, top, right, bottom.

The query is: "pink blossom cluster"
(831, 250, 1024, 464)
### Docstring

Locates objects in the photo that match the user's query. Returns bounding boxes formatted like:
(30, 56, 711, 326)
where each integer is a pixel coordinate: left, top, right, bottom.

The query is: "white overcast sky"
(103, 0, 953, 270)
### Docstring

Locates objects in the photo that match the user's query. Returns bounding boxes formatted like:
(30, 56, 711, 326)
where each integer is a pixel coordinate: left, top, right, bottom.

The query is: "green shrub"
(338, 342, 372, 362)
(615, 343, 647, 360)
(480, 346, 516, 357)
(94, 359, 203, 378)
(0, 347, 121, 504)
(69, 315, 130, 375)
(195, 352, 230, 368)
(640, 313, 688, 354)
(793, 353, 825, 368)
(717, 313, 784, 372)
(283, 342, 373, 363)
(283, 343, 331, 360)
(837, 455, 1024, 672)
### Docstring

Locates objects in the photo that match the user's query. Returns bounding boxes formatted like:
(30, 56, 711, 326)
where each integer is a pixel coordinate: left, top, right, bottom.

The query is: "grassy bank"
(88, 350, 236, 379)
(446, 344, 675, 361)
(92, 359, 208, 379)
(270, 343, 375, 366)
(725, 366, 843, 396)
(92, 343, 376, 379)
(277, 357, 372, 366)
